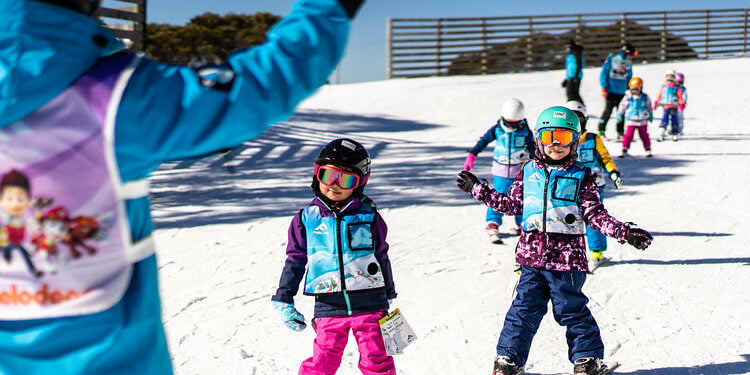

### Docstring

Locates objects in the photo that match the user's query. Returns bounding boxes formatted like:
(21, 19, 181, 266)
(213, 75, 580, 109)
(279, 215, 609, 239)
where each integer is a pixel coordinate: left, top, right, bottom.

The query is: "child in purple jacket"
(272, 138, 397, 375)
(457, 106, 652, 375)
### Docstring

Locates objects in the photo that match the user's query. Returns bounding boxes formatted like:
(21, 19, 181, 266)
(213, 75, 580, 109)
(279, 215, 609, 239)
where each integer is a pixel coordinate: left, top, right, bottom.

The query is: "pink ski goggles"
(314, 164, 361, 189)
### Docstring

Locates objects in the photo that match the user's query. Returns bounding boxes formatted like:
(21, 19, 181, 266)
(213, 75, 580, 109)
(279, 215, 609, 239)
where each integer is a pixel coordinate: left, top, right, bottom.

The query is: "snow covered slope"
(150, 57, 750, 374)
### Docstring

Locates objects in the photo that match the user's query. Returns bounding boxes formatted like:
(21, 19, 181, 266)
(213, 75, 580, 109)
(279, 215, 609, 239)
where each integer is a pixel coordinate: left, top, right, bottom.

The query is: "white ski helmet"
(564, 100, 588, 118)
(500, 98, 525, 121)
(665, 69, 677, 79)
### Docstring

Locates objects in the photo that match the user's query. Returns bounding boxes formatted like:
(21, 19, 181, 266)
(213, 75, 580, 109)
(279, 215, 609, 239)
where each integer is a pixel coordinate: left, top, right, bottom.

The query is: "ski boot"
(493, 355, 523, 375)
(573, 357, 609, 375)
(672, 133, 679, 141)
(656, 128, 667, 142)
(587, 251, 608, 273)
(618, 148, 628, 158)
(486, 223, 503, 244)
(645, 149, 653, 158)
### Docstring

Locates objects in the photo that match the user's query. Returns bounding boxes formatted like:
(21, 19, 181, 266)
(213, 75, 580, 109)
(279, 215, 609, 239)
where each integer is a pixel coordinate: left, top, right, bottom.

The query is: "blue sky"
(142, 0, 748, 83)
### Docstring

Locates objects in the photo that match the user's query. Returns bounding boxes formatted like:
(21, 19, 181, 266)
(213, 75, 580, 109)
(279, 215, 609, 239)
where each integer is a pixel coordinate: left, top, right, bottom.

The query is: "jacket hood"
(0, 0, 123, 127)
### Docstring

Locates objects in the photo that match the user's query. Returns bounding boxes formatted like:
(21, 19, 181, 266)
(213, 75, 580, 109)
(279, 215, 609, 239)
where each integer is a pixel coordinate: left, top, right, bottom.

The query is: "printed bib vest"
(0, 54, 153, 319)
(493, 126, 530, 166)
(521, 162, 587, 235)
(302, 200, 385, 295)
(625, 93, 652, 121)
(659, 84, 680, 106)
(608, 54, 632, 81)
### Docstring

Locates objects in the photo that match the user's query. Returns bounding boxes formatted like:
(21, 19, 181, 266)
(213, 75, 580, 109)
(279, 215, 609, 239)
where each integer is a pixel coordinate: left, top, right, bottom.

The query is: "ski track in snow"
(151, 57, 750, 375)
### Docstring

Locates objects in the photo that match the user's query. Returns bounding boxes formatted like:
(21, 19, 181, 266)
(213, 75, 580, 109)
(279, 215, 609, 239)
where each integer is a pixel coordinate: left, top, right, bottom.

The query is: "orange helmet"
(628, 77, 643, 90)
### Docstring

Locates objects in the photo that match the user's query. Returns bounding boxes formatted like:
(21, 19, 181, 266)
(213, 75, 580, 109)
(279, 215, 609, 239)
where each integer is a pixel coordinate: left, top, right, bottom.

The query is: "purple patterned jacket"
(470, 156, 632, 271)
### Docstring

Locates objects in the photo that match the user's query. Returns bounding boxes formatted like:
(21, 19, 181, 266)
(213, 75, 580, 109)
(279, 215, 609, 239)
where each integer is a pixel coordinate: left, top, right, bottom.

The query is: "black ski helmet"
(313, 138, 371, 196)
(34, 0, 101, 15)
(621, 43, 637, 56)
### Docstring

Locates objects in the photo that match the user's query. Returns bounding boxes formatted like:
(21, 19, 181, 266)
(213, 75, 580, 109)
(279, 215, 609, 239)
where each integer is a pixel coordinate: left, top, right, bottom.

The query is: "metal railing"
(100, 0, 146, 51)
(387, 8, 750, 78)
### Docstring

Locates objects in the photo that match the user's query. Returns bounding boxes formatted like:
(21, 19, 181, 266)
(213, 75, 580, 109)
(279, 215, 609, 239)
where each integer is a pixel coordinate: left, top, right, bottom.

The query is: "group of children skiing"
(618, 69, 688, 158)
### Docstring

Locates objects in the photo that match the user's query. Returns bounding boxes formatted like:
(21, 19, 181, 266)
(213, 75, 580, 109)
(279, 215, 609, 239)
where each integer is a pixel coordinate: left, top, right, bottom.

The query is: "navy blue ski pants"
(496, 266, 604, 366)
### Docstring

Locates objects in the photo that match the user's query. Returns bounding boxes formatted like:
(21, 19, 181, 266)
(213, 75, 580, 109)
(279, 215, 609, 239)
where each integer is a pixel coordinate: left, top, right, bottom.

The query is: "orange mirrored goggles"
(538, 128, 578, 147)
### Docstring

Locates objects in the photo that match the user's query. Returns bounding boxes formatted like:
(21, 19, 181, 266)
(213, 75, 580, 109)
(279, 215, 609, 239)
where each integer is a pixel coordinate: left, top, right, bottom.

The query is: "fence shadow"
(149, 110, 469, 229)
(148, 110, 697, 229)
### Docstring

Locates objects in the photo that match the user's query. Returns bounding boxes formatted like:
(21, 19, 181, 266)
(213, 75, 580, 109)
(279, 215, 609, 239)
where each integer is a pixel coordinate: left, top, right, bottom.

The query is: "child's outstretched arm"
(579, 173, 652, 249)
(373, 212, 397, 301)
(456, 170, 523, 215)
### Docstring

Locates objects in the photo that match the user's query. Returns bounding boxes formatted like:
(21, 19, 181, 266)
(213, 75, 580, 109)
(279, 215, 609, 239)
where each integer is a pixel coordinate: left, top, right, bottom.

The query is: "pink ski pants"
(299, 311, 396, 375)
(622, 124, 651, 151)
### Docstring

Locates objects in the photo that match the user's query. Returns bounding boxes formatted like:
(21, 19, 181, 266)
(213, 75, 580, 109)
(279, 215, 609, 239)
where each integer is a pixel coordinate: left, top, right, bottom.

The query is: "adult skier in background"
(565, 101, 622, 272)
(562, 39, 585, 105)
(457, 106, 653, 375)
(463, 99, 536, 244)
(0, 0, 365, 373)
(598, 43, 637, 140)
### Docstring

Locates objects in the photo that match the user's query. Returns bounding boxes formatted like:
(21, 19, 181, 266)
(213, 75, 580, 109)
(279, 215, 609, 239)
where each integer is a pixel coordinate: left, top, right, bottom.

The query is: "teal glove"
(616, 113, 624, 123)
(273, 301, 306, 331)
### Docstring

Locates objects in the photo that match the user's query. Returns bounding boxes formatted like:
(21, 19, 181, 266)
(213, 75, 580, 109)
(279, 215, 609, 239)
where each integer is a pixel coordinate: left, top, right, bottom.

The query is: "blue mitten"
(273, 301, 306, 331)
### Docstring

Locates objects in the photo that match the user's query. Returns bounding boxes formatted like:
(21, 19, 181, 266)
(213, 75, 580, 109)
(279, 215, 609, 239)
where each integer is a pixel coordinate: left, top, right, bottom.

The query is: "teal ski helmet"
(533, 106, 581, 161)
(535, 106, 581, 133)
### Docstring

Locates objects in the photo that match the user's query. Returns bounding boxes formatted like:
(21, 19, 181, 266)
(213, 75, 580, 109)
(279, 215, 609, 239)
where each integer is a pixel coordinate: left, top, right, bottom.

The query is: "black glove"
(337, 0, 365, 18)
(626, 227, 653, 250)
(610, 170, 622, 189)
(561, 79, 568, 88)
(456, 170, 479, 193)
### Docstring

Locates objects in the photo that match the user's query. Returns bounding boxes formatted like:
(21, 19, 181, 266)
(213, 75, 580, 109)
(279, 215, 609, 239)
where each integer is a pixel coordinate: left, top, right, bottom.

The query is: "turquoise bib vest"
(521, 162, 587, 234)
(493, 126, 531, 166)
(302, 200, 385, 295)
(625, 93, 652, 121)
(659, 84, 680, 106)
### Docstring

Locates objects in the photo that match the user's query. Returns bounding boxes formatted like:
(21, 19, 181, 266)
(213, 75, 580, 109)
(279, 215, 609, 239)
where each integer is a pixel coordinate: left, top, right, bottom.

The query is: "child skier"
(565, 101, 622, 272)
(654, 69, 686, 141)
(617, 77, 654, 158)
(456, 106, 653, 375)
(463, 98, 536, 243)
(676, 72, 688, 135)
(272, 138, 398, 375)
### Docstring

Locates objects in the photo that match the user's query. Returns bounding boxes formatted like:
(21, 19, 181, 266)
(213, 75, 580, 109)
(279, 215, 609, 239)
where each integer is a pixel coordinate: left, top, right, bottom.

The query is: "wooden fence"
(387, 9, 750, 78)
(100, 0, 146, 51)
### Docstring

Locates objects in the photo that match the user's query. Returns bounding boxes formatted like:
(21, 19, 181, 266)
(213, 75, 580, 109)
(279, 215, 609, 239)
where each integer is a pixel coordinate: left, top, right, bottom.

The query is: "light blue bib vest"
(493, 125, 531, 166)
(625, 92, 652, 121)
(521, 161, 587, 235)
(659, 84, 680, 106)
(302, 199, 385, 295)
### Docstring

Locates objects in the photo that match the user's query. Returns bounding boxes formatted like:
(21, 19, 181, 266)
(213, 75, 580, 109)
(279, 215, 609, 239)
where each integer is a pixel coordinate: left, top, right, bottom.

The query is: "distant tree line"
(145, 12, 281, 65)
(448, 20, 698, 75)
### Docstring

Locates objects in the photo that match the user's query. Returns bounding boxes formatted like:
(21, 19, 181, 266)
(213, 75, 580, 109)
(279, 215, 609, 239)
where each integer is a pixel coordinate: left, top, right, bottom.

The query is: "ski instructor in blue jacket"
(598, 43, 636, 139)
(0, 0, 364, 373)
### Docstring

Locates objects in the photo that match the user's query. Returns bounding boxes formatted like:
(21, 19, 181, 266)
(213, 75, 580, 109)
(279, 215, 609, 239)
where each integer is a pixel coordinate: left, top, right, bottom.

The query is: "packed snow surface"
(150, 57, 750, 374)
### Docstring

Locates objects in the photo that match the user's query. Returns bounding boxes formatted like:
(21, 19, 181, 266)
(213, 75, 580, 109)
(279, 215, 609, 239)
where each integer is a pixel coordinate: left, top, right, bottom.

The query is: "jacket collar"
(0, 1, 123, 128)
(311, 196, 363, 216)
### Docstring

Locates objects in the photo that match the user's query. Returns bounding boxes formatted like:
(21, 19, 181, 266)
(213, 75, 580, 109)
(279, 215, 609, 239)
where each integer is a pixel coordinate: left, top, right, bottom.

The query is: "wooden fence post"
(386, 19, 392, 79)
(704, 10, 710, 57)
(576, 15, 582, 43)
(620, 13, 626, 47)
(436, 19, 442, 76)
(481, 19, 488, 74)
(526, 17, 533, 71)
(661, 12, 667, 61)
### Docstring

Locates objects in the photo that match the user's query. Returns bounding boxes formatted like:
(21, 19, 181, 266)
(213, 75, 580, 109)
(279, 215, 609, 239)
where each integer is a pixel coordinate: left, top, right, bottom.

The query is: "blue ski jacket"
(0, 0, 356, 373)
(599, 51, 633, 94)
